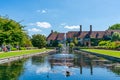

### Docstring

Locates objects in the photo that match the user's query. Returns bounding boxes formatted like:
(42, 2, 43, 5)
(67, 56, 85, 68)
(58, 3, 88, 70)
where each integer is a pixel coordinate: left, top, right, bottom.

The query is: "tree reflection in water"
(109, 65, 120, 75)
(74, 52, 120, 76)
(31, 54, 49, 65)
(0, 59, 27, 80)
(0, 52, 120, 80)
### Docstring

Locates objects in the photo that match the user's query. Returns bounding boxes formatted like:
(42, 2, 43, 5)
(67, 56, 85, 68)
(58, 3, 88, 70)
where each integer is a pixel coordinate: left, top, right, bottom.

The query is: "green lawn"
(81, 49, 120, 58)
(0, 48, 52, 59)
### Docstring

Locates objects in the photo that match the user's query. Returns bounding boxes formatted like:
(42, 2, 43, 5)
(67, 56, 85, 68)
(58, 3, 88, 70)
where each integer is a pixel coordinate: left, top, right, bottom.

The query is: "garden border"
(0, 50, 56, 64)
(75, 50, 120, 62)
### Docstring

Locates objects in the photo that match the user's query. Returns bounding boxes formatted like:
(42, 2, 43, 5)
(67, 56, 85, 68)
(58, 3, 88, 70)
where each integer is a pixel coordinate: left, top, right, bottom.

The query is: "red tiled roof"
(105, 30, 120, 35)
(77, 31, 106, 38)
(97, 31, 105, 38)
(47, 33, 58, 41)
(66, 31, 78, 38)
(56, 33, 65, 40)
(78, 31, 88, 38)
(90, 31, 105, 38)
(106, 30, 120, 32)
(47, 30, 120, 41)
(90, 31, 97, 38)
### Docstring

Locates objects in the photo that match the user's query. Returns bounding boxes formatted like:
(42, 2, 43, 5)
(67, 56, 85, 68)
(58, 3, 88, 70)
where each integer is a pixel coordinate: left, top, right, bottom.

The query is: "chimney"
(80, 25, 82, 32)
(51, 30, 53, 33)
(90, 25, 92, 32)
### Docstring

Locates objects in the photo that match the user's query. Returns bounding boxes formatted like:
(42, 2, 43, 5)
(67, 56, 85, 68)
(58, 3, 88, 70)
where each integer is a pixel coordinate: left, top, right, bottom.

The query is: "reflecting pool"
(0, 52, 120, 80)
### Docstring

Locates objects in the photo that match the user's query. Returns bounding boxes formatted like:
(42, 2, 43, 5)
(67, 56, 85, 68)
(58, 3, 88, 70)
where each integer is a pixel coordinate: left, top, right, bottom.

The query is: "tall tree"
(31, 34, 47, 48)
(21, 34, 32, 47)
(112, 32, 120, 41)
(0, 16, 31, 47)
(108, 24, 120, 30)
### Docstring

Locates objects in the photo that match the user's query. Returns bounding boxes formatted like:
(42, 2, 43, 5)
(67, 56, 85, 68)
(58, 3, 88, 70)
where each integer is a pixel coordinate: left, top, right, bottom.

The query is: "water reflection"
(32, 56, 45, 65)
(49, 54, 74, 67)
(0, 52, 120, 80)
(111, 66, 120, 75)
(75, 52, 120, 76)
(0, 59, 27, 80)
(48, 52, 120, 77)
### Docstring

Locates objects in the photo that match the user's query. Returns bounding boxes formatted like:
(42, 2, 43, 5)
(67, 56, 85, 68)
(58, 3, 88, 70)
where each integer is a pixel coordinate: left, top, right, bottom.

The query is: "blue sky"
(0, 0, 120, 36)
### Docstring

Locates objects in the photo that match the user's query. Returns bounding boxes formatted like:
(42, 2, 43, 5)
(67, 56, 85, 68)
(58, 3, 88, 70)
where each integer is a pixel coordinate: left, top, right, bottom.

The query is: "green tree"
(0, 16, 31, 47)
(52, 40, 58, 47)
(73, 37, 78, 46)
(31, 34, 47, 48)
(69, 42, 75, 52)
(91, 38, 102, 46)
(21, 34, 32, 47)
(112, 32, 120, 41)
(69, 42, 75, 48)
(58, 43, 63, 48)
(108, 24, 120, 30)
(58, 43, 63, 51)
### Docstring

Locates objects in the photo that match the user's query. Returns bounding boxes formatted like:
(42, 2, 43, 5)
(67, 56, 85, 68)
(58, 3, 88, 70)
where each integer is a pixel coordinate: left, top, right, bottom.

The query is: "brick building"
(47, 25, 120, 46)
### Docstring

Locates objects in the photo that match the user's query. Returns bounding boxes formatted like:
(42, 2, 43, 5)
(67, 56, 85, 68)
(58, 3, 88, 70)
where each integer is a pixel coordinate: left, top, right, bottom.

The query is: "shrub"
(19, 47, 26, 50)
(107, 42, 116, 49)
(69, 42, 75, 48)
(98, 41, 120, 49)
(114, 41, 120, 48)
(98, 41, 110, 46)
(11, 48, 17, 51)
(58, 43, 63, 48)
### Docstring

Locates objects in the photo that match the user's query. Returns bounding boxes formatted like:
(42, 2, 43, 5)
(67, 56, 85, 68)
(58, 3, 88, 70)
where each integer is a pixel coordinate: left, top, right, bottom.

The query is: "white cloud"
(64, 25, 80, 29)
(41, 10, 47, 13)
(28, 22, 51, 28)
(36, 9, 47, 14)
(36, 22, 51, 28)
(28, 28, 41, 32)
(60, 23, 66, 26)
(36, 67, 50, 73)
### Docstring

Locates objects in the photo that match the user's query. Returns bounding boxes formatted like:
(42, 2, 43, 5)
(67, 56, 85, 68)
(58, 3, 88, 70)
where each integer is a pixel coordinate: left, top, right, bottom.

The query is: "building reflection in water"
(48, 52, 120, 76)
(0, 52, 120, 80)
(49, 54, 74, 77)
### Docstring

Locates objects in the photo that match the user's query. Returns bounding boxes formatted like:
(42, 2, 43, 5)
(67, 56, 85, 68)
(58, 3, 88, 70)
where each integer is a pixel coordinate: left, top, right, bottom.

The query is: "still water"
(0, 52, 120, 80)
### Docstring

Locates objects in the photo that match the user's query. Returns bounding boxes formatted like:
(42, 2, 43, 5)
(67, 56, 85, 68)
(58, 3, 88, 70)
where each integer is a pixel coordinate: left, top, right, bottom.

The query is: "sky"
(0, 0, 120, 36)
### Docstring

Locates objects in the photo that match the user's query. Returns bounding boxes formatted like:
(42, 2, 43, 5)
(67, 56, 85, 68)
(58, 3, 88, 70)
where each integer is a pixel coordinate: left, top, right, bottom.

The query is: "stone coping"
(75, 50, 120, 62)
(0, 50, 56, 64)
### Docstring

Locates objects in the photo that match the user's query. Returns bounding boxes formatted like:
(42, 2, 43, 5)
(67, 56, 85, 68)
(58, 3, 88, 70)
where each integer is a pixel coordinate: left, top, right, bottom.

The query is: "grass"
(81, 49, 120, 58)
(0, 48, 52, 59)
